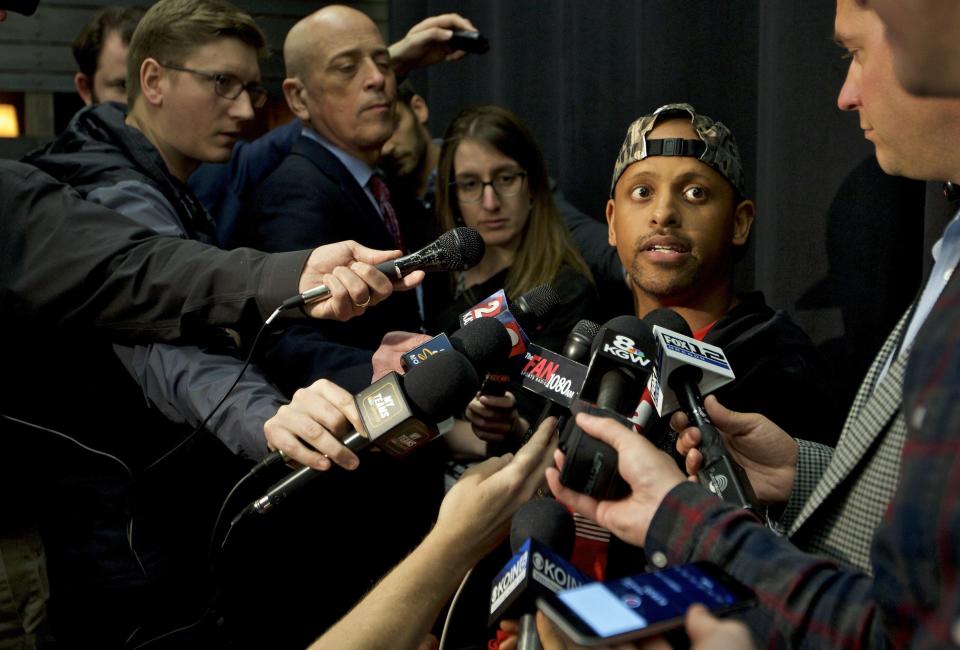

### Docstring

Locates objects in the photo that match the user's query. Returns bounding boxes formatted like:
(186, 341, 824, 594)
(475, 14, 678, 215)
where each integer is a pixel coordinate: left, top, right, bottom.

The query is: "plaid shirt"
(646, 272, 960, 648)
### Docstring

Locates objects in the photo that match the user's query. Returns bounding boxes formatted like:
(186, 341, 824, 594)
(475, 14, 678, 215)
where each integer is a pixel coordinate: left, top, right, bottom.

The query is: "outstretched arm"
(310, 417, 559, 650)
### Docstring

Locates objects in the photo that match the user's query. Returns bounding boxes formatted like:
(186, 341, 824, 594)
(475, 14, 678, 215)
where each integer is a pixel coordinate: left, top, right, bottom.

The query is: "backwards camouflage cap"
(610, 102, 745, 197)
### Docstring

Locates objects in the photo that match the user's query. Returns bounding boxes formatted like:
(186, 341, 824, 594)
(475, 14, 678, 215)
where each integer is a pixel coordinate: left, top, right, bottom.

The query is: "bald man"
(236, 7, 475, 395)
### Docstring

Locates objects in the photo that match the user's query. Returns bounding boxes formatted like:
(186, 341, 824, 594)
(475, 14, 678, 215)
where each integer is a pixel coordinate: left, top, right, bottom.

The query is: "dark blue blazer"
(241, 134, 423, 394)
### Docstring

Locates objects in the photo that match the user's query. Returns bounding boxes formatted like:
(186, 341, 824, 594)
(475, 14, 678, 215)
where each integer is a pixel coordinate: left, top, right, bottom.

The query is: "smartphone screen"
(538, 561, 752, 645)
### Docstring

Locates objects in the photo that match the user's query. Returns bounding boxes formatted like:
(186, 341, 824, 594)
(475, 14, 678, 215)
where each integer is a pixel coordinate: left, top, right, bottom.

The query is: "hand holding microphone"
(672, 395, 799, 506)
(291, 227, 485, 316)
(264, 379, 366, 472)
(465, 391, 526, 445)
(645, 309, 759, 511)
(252, 349, 480, 514)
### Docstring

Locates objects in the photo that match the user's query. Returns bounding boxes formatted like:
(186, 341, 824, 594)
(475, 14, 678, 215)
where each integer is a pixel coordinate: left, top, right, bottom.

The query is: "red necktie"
(369, 174, 404, 251)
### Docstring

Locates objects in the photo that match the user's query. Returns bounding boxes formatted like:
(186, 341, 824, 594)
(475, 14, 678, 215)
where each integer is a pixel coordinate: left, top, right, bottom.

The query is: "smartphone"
(536, 561, 753, 646)
(448, 30, 490, 54)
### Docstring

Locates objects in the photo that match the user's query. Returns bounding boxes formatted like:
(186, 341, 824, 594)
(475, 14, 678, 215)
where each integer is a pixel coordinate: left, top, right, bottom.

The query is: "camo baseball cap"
(610, 102, 745, 197)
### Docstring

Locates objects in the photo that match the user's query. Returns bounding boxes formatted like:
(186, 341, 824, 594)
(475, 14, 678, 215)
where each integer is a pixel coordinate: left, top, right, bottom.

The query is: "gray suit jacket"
(784, 308, 911, 573)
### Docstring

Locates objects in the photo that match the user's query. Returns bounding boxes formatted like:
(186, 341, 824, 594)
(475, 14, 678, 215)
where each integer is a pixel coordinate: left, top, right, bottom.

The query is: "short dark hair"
(72, 6, 145, 80)
(397, 79, 418, 107)
(126, 0, 267, 104)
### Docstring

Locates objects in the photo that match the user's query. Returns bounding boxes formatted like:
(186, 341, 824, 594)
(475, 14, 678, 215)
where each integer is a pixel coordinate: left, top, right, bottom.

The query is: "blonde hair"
(436, 105, 593, 297)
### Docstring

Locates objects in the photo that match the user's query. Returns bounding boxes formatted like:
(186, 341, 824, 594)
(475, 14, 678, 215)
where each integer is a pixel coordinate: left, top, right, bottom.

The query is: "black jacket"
(643, 292, 843, 450)
(15, 106, 279, 646)
(0, 160, 308, 343)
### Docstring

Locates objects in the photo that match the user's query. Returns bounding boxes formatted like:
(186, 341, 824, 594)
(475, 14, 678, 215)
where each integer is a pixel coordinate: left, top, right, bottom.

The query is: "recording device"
(489, 499, 588, 648)
(558, 316, 657, 499)
(249, 350, 479, 514)
(285, 226, 485, 309)
(449, 30, 490, 54)
(536, 561, 754, 646)
(644, 309, 759, 512)
(1, 0, 38, 15)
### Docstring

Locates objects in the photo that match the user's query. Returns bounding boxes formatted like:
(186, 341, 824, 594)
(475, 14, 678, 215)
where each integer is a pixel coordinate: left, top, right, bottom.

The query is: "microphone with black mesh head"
(451, 316, 513, 377)
(285, 227, 485, 309)
(511, 285, 561, 336)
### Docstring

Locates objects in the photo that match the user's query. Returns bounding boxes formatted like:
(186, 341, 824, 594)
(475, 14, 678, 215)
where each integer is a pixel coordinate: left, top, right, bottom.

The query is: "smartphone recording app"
(557, 563, 742, 638)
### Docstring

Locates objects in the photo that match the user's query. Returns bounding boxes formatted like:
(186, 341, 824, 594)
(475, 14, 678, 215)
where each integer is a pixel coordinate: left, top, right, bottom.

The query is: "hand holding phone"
(537, 562, 753, 646)
(448, 30, 490, 54)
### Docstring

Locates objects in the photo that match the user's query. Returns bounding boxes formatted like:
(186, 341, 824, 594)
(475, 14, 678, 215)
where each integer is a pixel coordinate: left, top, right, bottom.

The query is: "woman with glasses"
(425, 106, 596, 455)
(428, 105, 596, 352)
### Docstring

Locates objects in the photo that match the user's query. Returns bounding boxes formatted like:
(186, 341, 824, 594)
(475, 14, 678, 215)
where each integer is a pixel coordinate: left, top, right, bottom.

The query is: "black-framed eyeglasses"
(160, 63, 268, 109)
(451, 171, 527, 203)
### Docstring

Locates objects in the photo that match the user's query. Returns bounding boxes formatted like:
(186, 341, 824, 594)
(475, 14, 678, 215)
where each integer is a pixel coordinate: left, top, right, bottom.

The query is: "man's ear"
(139, 58, 165, 107)
(410, 94, 429, 125)
(606, 198, 618, 247)
(74, 73, 94, 106)
(282, 77, 310, 122)
(731, 198, 756, 246)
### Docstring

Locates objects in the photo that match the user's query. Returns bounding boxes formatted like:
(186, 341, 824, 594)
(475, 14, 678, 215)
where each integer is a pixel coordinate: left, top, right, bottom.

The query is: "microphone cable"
(143, 306, 281, 472)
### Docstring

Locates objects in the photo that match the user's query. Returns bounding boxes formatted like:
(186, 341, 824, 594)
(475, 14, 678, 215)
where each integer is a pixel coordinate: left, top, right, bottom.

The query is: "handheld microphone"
(510, 285, 561, 337)
(450, 317, 513, 376)
(250, 350, 479, 514)
(521, 319, 598, 418)
(401, 316, 512, 374)
(458, 285, 561, 396)
(285, 227, 485, 309)
(558, 316, 656, 498)
(643, 309, 734, 416)
(489, 499, 587, 648)
(529, 318, 600, 436)
(644, 309, 758, 511)
(562, 319, 600, 365)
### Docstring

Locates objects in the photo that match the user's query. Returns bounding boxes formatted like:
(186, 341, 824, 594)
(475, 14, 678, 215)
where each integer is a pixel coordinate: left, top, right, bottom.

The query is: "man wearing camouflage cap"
(566, 103, 838, 582)
(606, 102, 838, 453)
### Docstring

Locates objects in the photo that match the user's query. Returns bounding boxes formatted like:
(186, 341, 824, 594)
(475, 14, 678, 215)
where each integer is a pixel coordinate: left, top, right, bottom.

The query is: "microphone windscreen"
(403, 350, 479, 420)
(438, 227, 485, 271)
(509, 498, 576, 558)
(643, 308, 692, 337)
(592, 315, 657, 357)
(513, 285, 561, 333)
(451, 317, 512, 374)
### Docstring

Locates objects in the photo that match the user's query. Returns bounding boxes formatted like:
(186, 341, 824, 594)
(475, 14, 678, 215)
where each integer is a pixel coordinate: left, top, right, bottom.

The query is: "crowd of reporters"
(3, 0, 960, 647)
